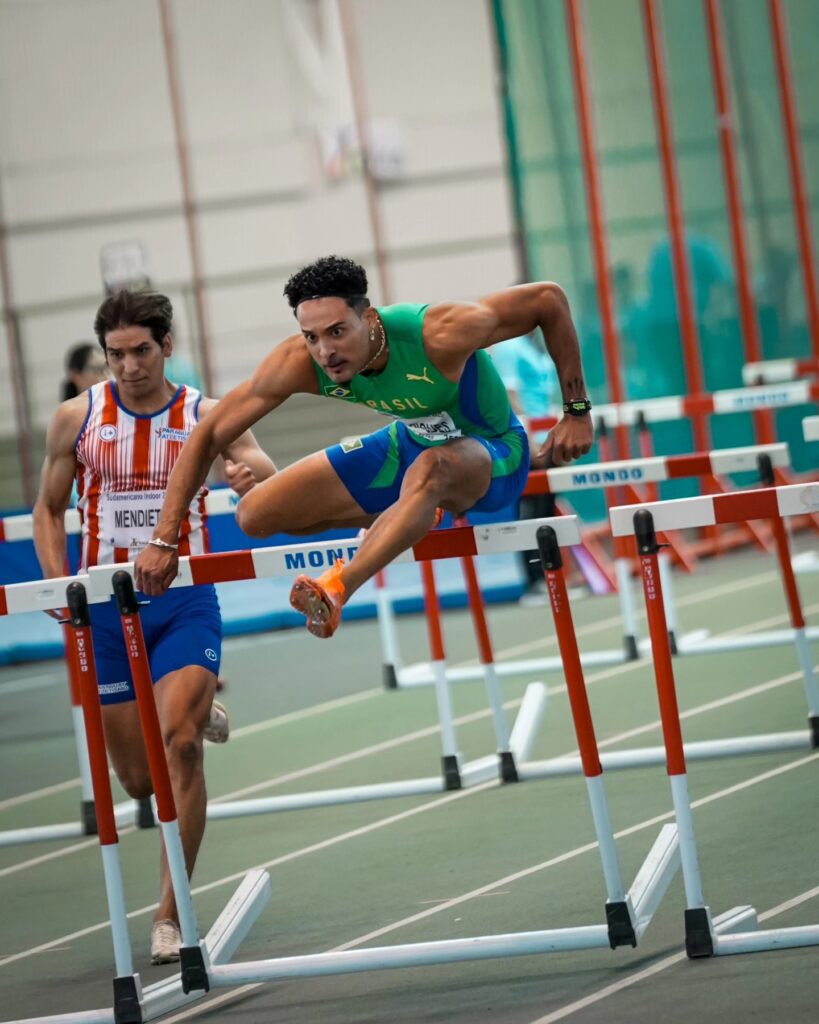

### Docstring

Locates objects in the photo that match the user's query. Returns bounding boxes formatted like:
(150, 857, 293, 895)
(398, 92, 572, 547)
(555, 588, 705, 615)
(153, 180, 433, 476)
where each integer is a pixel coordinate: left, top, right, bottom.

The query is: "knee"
(117, 768, 153, 801)
(407, 448, 449, 494)
(235, 492, 268, 538)
(164, 726, 203, 776)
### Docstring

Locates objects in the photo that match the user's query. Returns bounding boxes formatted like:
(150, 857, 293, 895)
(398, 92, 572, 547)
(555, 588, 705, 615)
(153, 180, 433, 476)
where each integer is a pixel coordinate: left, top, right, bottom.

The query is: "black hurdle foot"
(668, 630, 679, 656)
(382, 663, 398, 690)
(179, 944, 210, 993)
(81, 800, 98, 836)
(499, 750, 519, 783)
(809, 715, 819, 749)
(606, 901, 637, 948)
(441, 755, 462, 790)
(623, 634, 639, 661)
(684, 907, 714, 958)
(136, 798, 156, 829)
(112, 975, 142, 1024)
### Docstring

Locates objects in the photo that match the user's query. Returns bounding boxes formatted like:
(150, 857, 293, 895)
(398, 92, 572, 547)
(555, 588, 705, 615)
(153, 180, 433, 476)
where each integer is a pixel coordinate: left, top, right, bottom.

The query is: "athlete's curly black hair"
(283, 255, 370, 313)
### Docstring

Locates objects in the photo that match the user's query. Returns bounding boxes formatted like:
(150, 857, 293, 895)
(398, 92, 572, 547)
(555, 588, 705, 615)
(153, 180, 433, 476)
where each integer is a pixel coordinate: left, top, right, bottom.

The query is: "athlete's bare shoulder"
(47, 393, 91, 453)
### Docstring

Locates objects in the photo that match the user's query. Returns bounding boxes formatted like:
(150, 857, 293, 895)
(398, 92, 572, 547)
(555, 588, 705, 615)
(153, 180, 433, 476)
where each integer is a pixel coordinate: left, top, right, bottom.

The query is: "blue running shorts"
(326, 420, 530, 515)
(88, 584, 222, 705)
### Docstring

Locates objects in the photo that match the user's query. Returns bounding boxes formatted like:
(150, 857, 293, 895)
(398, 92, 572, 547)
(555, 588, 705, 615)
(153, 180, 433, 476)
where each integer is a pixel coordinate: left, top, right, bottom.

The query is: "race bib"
(99, 490, 165, 554)
(404, 412, 462, 443)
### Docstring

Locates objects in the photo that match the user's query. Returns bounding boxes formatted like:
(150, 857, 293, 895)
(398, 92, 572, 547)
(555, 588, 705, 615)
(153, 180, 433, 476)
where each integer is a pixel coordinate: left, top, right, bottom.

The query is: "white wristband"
(148, 538, 178, 552)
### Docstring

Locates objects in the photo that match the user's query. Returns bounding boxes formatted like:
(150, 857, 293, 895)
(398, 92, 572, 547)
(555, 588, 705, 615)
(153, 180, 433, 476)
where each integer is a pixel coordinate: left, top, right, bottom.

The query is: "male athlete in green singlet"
(135, 256, 593, 637)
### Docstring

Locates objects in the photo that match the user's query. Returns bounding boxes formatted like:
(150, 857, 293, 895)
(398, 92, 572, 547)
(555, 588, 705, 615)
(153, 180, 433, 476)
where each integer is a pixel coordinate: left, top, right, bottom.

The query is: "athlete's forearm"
(539, 289, 587, 404)
(153, 423, 222, 543)
(32, 505, 68, 579)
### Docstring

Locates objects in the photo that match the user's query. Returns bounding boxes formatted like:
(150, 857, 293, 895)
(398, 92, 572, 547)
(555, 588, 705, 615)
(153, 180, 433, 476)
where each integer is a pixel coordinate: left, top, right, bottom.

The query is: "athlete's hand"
(533, 414, 593, 468)
(224, 458, 256, 497)
(134, 543, 178, 597)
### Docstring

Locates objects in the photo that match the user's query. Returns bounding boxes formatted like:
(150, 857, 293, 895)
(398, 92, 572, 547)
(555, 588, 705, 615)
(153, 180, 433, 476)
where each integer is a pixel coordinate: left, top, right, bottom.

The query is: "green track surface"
(0, 544, 817, 1023)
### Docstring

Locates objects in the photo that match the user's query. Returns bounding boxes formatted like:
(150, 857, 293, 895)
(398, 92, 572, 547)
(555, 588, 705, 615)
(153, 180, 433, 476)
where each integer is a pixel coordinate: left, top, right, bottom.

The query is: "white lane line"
(130, 753, 819, 1024)
(0, 673, 64, 696)
(2, 731, 816, 976)
(0, 625, 810, 878)
(0, 777, 82, 813)
(0, 689, 383, 812)
(0, 563, 795, 810)
(527, 884, 819, 1024)
(486, 567, 781, 663)
(229, 688, 382, 740)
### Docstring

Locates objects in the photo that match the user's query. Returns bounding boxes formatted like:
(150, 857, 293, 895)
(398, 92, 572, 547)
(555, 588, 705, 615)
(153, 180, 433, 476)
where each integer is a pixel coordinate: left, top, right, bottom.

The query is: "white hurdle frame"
(0, 519, 575, 838)
(380, 443, 798, 689)
(610, 485, 819, 957)
(0, 490, 242, 848)
(1, 519, 687, 1014)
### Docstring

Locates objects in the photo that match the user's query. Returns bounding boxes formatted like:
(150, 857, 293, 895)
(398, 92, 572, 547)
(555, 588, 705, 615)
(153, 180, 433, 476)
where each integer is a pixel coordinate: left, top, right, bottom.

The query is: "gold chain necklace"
(359, 317, 387, 374)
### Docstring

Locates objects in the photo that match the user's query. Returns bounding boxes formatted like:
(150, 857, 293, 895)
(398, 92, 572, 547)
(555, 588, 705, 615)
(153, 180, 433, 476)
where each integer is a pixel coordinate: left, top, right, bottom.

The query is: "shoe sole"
(151, 952, 181, 966)
(290, 577, 337, 639)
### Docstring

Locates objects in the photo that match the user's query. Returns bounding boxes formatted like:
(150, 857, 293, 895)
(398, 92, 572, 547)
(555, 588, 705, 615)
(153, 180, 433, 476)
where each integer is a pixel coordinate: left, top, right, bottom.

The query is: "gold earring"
(369, 324, 376, 343)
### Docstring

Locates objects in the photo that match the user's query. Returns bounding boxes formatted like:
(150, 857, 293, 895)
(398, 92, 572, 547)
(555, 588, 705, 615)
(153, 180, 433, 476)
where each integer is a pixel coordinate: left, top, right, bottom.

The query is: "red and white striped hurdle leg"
(623, 504, 819, 958)
(64, 583, 143, 1017)
(111, 572, 209, 995)
(610, 483, 819, 708)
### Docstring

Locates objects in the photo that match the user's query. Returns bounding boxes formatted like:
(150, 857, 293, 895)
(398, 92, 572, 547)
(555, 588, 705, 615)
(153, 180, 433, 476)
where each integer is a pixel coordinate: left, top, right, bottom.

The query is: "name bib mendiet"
(100, 490, 165, 553)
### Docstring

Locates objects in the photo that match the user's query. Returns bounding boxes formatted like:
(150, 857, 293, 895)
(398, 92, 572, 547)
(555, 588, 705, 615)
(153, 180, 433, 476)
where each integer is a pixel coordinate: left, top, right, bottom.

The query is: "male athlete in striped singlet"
(136, 256, 593, 638)
(33, 290, 276, 964)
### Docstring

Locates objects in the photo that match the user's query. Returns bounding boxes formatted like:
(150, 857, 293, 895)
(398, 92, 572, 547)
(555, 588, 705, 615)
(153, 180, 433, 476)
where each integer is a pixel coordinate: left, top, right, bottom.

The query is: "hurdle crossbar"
(804, 415, 819, 442)
(528, 379, 819, 433)
(387, 443, 794, 690)
(743, 356, 819, 386)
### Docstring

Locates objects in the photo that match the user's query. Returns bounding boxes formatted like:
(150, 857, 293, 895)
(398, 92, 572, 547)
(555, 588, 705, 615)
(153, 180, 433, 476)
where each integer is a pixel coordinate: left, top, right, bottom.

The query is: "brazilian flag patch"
(324, 384, 352, 399)
(340, 438, 363, 453)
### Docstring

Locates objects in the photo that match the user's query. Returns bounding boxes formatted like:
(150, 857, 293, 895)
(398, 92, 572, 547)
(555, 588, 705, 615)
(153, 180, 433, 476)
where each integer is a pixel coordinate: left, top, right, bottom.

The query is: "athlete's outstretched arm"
(424, 283, 593, 466)
(136, 339, 313, 595)
(32, 402, 85, 580)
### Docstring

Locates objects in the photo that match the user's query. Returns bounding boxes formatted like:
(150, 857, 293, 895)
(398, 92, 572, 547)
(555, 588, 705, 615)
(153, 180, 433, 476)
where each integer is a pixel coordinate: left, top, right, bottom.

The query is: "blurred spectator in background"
(490, 330, 559, 605)
(165, 349, 203, 391)
(61, 342, 108, 401)
(644, 233, 735, 393)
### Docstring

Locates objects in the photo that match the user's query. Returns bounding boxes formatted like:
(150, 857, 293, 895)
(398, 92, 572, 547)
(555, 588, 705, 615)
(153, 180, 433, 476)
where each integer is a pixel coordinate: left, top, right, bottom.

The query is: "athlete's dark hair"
(283, 255, 370, 314)
(94, 289, 173, 350)
(62, 343, 96, 401)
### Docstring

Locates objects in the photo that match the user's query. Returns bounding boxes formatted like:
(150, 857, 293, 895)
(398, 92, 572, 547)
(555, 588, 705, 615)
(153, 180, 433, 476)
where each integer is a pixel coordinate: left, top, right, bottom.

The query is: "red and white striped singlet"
(75, 381, 209, 568)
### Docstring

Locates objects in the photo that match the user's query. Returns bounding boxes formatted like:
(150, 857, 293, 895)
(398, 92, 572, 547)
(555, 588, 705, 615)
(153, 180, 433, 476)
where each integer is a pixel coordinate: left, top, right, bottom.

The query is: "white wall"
(0, 0, 516, 500)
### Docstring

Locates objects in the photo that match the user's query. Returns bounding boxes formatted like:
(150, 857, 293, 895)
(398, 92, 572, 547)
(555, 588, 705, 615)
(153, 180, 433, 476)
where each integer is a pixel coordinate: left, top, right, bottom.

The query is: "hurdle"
(0, 519, 576, 832)
(382, 442, 794, 690)
(607, 486, 819, 957)
(1, 520, 688, 1018)
(743, 357, 819, 385)
(0, 574, 271, 1024)
(0, 488, 240, 849)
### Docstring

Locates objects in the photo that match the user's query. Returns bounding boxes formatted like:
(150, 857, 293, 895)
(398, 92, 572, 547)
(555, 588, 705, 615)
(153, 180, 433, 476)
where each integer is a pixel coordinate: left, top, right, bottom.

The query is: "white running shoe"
(150, 918, 181, 965)
(204, 699, 229, 744)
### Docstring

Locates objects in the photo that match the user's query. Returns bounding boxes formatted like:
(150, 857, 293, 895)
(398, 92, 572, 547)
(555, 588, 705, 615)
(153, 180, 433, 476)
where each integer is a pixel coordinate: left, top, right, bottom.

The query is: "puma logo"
(406, 367, 434, 384)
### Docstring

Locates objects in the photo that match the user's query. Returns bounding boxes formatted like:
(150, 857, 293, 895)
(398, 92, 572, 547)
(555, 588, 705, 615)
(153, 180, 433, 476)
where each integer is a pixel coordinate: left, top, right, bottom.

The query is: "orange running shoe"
(289, 558, 346, 638)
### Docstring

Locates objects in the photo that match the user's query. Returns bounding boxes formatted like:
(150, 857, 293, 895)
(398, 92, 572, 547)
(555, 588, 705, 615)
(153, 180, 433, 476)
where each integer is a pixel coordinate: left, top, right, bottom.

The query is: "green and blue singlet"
(317, 303, 530, 514)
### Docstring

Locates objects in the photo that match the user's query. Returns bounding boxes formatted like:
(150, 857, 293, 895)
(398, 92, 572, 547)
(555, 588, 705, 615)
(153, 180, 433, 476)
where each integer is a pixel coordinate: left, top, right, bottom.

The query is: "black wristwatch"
(563, 398, 593, 416)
